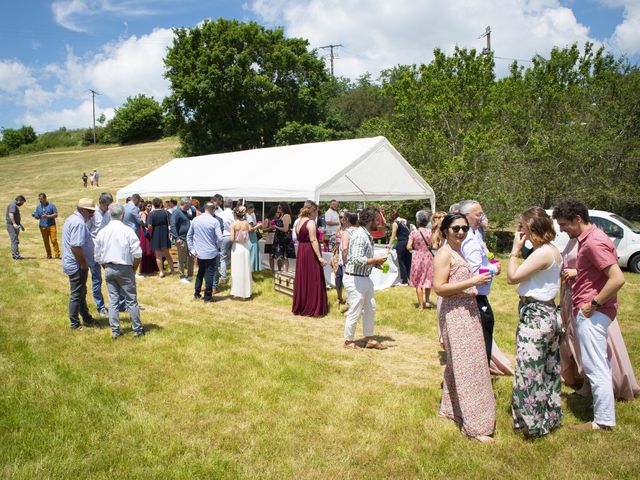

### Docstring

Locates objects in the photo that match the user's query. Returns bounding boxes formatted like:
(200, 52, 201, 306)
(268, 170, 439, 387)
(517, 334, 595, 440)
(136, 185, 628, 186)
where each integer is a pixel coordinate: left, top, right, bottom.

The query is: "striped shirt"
(345, 226, 374, 276)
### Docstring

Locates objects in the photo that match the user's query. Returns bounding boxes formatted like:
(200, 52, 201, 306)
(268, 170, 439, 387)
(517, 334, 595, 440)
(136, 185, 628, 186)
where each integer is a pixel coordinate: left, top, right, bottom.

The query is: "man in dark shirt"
(6, 195, 26, 259)
(32, 193, 61, 259)
(171, 197, 195, 283)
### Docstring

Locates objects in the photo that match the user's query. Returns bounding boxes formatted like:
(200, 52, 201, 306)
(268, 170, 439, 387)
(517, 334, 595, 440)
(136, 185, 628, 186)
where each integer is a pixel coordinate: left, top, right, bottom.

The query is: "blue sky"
(1, 0, 638, 133)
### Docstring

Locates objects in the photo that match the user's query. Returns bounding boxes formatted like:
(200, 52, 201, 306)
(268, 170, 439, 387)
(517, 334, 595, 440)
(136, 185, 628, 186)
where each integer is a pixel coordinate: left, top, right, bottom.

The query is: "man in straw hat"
(62, 198, 97, 330)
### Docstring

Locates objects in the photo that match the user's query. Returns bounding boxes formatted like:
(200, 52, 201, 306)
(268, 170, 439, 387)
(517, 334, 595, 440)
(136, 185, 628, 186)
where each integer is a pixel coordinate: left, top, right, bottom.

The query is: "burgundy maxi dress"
(292, 219, 328, 317)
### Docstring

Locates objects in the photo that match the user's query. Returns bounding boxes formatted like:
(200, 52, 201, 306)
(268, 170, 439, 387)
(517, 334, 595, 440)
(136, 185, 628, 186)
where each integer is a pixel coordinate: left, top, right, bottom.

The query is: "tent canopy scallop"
(116, 136, 435, 207)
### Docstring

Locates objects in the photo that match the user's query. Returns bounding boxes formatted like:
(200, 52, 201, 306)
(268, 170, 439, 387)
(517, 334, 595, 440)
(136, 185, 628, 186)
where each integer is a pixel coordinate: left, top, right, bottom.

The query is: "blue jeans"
(195, 256, 218, 299)
(90, 263, 106, 311)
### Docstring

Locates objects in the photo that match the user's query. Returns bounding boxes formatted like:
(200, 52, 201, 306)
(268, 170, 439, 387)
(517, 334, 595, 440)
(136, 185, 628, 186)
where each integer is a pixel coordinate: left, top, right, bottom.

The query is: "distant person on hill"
(32, 193, 60, 259)
(82, 172, 88, 188)
(62, 198, 97, 330)
(90, 169, 99, 187)
(94, 203, 145, 339)
(6, 195, 26, 260)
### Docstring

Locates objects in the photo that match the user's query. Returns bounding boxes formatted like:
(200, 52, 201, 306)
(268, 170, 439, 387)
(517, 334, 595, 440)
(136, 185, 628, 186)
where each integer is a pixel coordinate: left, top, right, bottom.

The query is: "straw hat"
(77, 198, 96, 210)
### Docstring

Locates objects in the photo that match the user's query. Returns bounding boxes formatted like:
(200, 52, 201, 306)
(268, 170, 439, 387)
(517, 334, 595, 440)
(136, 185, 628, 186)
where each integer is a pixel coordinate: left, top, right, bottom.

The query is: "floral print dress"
(512, 300, 563, 436)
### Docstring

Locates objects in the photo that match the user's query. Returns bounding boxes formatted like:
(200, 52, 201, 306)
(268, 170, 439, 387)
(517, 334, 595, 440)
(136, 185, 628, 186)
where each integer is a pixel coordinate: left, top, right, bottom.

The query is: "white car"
(545, 209, 640, 273)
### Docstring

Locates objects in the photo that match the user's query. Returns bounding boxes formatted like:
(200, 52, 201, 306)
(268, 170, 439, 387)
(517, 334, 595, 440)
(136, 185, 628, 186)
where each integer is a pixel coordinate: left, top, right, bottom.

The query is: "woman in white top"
(507, 207, 563, 438)
(230, 205, 252, 299)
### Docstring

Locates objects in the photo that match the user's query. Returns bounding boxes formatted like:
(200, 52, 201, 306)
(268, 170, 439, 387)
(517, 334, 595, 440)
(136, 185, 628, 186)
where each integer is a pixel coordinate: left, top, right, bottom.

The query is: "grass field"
(1, 139, 639, 479)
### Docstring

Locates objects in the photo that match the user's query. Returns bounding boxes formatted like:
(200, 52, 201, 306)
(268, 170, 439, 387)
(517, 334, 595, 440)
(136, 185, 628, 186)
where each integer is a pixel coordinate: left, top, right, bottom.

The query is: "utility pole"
(479, 26, 491, 55)
(89, 89, 100, 144)
(319, 44, 343, 77)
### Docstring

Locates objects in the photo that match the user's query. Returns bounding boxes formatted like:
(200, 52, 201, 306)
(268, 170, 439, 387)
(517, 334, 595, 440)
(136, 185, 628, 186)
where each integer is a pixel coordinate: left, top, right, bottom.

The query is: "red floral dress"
(409, 228, 433, 288)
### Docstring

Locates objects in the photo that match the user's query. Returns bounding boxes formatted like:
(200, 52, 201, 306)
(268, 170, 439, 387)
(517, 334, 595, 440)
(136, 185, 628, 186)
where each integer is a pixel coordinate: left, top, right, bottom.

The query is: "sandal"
(365, 341, 387, 350)
(344, 341, 361, 350)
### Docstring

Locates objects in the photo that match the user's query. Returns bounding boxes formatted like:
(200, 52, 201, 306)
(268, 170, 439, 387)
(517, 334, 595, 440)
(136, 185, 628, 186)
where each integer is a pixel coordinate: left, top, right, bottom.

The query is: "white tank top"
(516, 246, 561, 301)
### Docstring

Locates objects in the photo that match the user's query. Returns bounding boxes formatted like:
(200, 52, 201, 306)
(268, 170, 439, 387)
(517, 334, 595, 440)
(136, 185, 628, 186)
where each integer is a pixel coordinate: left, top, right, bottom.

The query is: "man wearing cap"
(62, 198, 97, 330)
(32, 193, 61, 259)
(94, 203, 145, 339)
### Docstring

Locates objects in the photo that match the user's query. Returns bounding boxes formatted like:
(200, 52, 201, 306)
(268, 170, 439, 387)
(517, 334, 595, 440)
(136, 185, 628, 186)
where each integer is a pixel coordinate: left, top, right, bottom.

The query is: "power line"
(319, 44, 343, 77)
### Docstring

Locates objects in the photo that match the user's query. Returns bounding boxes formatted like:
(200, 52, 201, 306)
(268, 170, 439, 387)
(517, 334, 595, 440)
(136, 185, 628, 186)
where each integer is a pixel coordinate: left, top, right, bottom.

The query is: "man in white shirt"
(324, 199, 340, 250)
(218, 198, 235, 284)
(94, 203, 145, 339)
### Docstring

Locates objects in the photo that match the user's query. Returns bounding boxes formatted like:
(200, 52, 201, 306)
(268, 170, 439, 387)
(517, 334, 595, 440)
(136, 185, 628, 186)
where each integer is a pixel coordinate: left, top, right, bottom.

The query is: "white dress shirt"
(325, 208, 340, 235)
(94, 219, 142, 266)
(220, 208, 234, 237)
(86, 206, 110, 240)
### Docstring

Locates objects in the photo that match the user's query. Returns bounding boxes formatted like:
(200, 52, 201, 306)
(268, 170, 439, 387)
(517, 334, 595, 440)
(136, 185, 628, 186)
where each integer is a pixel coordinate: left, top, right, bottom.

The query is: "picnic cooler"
(274, 271, 295, 297)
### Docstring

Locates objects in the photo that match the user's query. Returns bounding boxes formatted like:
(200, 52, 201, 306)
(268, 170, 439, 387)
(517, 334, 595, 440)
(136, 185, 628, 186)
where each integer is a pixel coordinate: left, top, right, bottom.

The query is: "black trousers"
(69, 268, 92, 327)
(475, 295, 494, 364)
(195, 256, 218, 299)
(396, 240, 412, 283)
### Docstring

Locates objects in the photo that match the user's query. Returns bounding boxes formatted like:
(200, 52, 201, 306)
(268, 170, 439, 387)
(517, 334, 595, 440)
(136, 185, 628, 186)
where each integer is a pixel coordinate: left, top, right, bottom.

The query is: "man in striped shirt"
(343, 207, 389, 350)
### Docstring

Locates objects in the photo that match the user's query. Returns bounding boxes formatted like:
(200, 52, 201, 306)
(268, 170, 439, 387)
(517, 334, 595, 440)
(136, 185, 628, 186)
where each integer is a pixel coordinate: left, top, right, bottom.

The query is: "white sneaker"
(180, 277, 190, 284)
(135, 274, 144, 279)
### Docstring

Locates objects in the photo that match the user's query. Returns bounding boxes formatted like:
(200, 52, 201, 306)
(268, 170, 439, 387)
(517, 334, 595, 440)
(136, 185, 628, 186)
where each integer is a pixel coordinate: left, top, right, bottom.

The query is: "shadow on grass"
(564, 392, 594, 422)
(438, 350, 447, 366)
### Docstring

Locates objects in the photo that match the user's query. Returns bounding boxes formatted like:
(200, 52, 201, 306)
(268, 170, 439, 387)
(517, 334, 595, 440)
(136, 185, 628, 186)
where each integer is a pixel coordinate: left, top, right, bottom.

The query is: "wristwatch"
(591, 298, 601, 308)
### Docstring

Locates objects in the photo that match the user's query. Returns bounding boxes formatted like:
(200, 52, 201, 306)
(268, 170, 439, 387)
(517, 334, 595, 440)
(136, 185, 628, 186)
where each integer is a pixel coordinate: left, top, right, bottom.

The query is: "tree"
(106, 94, 164, 144)
(274, 121, 349, 146)
(1, 125, 37, 150)
(163, 18, 329, 155)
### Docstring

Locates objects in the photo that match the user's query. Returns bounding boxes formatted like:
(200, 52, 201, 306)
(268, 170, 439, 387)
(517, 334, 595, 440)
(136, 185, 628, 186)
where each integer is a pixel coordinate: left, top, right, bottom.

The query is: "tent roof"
(116, 136, 435, 206)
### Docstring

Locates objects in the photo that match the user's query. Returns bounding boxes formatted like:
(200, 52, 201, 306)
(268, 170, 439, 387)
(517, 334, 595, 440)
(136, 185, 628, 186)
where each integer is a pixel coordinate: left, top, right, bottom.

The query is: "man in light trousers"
(343, 207, 389, 350)
(553, 199, 625, 431)
(94, 203, 145, 339)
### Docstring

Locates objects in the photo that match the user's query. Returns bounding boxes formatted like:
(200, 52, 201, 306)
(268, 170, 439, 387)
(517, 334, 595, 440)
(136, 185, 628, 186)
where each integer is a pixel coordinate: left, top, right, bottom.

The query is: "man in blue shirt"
(172, 197, 195, 283)
(32, 193, 61, 259)
(187, 202, 222, 302)
(62, 198, 97, 330)
(6, 195, 26, 259)
(123, 193, 145, 233)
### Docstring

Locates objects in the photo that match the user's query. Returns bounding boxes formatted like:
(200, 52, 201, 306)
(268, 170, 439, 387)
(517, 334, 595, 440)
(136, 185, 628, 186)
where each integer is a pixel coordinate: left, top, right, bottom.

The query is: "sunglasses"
(450, 225, 470, 233)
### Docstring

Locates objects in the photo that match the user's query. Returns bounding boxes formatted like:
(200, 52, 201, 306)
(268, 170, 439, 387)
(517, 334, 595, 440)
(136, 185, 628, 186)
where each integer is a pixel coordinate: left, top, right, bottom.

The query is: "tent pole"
(262, 202, 265, 222)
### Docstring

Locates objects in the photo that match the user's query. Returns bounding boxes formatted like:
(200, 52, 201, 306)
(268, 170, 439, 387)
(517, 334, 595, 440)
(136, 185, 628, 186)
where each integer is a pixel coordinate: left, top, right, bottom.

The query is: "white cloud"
(0, 60, 36, 94)
(604, 1, 640, 56)
(52, 0, 170, 32)
(250, 0, 598, 79)
(21, 100, 115, 132)
(10, 28, 173, 132)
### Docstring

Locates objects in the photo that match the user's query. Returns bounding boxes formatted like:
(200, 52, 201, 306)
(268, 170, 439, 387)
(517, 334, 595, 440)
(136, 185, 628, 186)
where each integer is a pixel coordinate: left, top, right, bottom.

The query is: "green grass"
(1, 139, 640, 479)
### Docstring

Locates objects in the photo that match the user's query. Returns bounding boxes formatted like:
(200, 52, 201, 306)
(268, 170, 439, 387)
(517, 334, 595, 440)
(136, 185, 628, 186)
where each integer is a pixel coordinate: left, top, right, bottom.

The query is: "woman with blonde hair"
(507, 207, 563, 438)
(230, 205, 252, 299)
(292, 200, 328, 317)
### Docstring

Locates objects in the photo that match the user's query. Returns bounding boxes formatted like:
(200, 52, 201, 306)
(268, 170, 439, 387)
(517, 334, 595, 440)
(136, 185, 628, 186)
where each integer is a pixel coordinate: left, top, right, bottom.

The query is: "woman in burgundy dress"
(292, 200, 328, 317)
(139, 201, 158, 275)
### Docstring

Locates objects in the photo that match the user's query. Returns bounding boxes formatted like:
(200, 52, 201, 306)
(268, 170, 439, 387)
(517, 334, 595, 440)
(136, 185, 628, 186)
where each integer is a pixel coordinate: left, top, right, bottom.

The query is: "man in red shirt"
(553, 200, 626, 431)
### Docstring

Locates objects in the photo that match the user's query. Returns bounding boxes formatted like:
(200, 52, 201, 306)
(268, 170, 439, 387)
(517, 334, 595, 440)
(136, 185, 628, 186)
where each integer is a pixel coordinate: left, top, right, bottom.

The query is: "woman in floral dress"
(433, 213, 495, 443)
(507, 207, 563, 438)
(408, 209, 434, 309)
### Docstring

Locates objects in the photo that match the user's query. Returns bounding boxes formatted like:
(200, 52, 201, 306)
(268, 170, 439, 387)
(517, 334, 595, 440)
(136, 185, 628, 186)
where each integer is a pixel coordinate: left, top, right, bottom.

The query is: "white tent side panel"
(116, 137, 435, 207)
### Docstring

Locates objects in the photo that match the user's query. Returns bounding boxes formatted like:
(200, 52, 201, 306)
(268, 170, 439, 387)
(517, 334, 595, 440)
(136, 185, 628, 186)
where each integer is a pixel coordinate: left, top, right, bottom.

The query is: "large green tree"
(106, 94, 164, 144)
(163, 18, 329, 155)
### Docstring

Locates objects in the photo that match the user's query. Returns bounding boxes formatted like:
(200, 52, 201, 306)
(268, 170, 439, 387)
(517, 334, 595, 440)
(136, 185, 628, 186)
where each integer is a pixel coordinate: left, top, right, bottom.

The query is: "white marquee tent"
(116, 136, 435, 207)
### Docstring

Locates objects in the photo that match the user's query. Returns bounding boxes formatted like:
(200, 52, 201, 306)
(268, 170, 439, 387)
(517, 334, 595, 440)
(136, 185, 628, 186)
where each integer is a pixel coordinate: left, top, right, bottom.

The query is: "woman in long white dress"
(230, 205, 252, 299)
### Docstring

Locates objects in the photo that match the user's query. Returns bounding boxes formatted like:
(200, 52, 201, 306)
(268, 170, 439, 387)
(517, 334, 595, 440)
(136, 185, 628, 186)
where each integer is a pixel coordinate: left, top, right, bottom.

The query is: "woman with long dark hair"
(434, 213, 495, 443)
(271, 202, 295, 272)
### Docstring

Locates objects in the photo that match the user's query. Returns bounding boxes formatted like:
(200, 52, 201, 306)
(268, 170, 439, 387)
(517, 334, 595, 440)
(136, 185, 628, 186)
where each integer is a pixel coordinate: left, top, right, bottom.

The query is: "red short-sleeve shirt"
(573, 224, 619, 320)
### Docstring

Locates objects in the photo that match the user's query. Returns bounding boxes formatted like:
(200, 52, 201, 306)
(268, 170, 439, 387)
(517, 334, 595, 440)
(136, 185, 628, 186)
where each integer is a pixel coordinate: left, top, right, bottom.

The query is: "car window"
(611, 214, 640, 234)
(591, 216, 624, 238)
